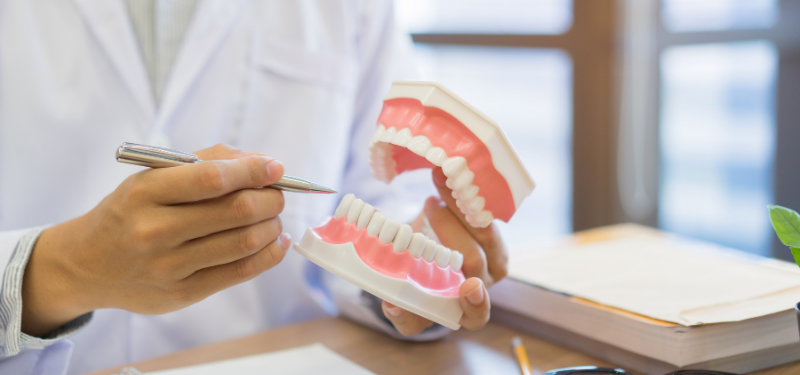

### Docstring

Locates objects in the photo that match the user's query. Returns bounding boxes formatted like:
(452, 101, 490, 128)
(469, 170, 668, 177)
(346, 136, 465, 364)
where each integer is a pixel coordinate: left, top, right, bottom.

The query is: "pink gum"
(312, 216, 464, 296)
(377, 98, 515, 222)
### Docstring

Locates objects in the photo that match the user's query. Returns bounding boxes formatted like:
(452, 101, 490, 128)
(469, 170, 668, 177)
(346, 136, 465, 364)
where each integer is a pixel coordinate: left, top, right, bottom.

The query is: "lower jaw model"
(294, 193, 466, 330)
(295, 81, 534, 330)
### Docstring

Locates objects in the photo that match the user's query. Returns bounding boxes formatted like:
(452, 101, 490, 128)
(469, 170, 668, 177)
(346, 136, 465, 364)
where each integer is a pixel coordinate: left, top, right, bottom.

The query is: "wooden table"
(88, 316, 800, 375)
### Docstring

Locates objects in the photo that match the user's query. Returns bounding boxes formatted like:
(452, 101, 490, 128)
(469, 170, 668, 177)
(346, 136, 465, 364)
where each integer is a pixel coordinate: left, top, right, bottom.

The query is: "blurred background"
(394, 0, 800, 260)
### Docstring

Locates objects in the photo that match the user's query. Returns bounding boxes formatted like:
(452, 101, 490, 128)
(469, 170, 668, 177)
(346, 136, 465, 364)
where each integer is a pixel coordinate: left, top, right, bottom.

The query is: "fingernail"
(384, 304, 402, 317)
(466, 285, 485, 305)
(265, 159, 283, 180)
(279, 233, 291, 250)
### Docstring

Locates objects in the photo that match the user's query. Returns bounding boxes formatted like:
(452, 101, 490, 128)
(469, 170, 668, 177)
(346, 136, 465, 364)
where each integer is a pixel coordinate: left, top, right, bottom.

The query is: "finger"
(458, 278, 490, 331)
(143, 154, 285, 204)
(424, 196, 492, 283)
(193, 143, 260, 161)
(432, 168, 509, 282)
(382, 301, 434, 337)
(179, 233, 292, 300)
(169, 187, 284, 239)
(166, 217, 283, 277)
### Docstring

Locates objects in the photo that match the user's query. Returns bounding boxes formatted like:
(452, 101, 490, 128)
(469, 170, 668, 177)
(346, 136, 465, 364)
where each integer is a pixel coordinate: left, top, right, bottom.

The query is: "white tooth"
(378, 218, 400, 244)
(407, 233, 426, 259)
(449, 251, 464, 272)
(367, 212, 386, 236)
(445, 177, 456, 190)
(453, 170, 475, 191)
(375, 144, 390, 157)
(390, 128, 412, 147)
(422, 239, 438, 262)
(434, 245, 451, 268)
(455, 198, 468, 212)
(346, 199, 365, 224)
(334, 194, 356, 219)
(380, 127, 397, 143)
(407, 135, 431, 156)
(476, 211, 494, 227)
(467, 196, 485, 213)
(356, 203, 375, 229)
(442, 157, 466, 177)
(371, 125, 386, 144)
(425, 147, 447, 166)
(465, 214, 479, 227)
(456, 198, 478, 216)
(461, 185, 480, 200)
(392, 224, 413, 253)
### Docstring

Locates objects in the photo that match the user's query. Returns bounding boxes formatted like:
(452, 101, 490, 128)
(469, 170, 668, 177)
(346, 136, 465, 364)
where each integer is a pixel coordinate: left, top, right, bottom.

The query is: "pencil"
(512, 336, 532, 375)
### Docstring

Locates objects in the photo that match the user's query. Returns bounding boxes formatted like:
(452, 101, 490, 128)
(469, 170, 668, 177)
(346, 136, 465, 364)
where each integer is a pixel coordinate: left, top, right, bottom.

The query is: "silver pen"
(116, 142, 337, 194)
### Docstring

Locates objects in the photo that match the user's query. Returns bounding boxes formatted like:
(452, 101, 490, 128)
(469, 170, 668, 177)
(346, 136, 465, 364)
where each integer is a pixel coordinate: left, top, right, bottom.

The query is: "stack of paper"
(492, 224, 800, 374)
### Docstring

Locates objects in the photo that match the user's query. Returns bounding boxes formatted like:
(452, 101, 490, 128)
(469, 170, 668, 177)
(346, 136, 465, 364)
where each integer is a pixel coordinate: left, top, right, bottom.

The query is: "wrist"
(21, 218, 97, 337)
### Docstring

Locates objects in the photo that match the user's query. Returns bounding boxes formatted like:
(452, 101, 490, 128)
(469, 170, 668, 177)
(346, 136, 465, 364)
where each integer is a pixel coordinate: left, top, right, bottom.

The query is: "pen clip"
(117, 142, 199, 168)
(121, 142, 199, 162)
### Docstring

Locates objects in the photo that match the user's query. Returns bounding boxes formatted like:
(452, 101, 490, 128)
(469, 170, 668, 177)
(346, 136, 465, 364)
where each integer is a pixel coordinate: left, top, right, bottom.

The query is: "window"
(413, 46, 572, 246)
(396, 1, 575, 248)
(659, 41, 778, 255)
(396, 0, 800, 259)
(661, 0, 778, 32)
(396, 0, 572, 34)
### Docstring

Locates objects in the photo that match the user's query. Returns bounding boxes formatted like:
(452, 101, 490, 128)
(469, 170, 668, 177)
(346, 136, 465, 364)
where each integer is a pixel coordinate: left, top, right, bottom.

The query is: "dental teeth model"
(295, 82, 534, 330)
(294, 194, 466, 329)
(370, 81, 535, 228)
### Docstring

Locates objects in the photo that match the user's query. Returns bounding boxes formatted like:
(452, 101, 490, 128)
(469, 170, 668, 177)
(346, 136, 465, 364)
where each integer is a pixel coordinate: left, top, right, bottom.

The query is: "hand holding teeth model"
(294, 81, 534, 330)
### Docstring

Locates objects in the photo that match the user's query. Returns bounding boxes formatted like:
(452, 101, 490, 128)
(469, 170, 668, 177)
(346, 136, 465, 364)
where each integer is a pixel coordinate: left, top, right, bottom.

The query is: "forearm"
(1, 228, 92, 359)
(21, 217, 96, 337)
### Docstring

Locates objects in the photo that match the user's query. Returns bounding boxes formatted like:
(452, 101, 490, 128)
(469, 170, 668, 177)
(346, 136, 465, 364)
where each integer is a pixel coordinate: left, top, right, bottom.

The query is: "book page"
(146, 343, 375, 375)
(509, 232, 800, 326)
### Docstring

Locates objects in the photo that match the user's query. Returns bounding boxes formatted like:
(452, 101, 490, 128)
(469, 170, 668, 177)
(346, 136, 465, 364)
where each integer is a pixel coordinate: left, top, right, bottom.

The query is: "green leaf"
(791, 247, 800, 269)
(768, 205, 800, 248)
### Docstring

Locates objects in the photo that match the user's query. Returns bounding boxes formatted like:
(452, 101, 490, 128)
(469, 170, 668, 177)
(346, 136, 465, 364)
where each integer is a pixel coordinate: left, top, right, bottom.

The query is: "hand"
(22, 144, 290, 337)
(381, 167, 509, 336)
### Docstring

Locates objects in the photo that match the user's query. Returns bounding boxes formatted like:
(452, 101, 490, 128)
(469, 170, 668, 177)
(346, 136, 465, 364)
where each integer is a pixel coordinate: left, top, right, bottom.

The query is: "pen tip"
(511, 336, 522, 347)
(309, 183, 337, 194)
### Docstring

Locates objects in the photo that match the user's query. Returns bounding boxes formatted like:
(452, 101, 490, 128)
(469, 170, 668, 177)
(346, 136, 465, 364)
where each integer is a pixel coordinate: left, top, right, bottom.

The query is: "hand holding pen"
(22, 143, 320, 337)
(117, 142, 336, 194)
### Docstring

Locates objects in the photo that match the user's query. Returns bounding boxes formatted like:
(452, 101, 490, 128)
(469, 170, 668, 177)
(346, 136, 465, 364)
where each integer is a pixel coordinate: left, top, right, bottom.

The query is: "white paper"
(147, 343, 375, 375)
(509, 234, 800, 326)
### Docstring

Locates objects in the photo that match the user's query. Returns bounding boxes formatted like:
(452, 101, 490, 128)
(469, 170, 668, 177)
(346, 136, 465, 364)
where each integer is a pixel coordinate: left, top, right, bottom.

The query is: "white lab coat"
(0, 1, 434, 374)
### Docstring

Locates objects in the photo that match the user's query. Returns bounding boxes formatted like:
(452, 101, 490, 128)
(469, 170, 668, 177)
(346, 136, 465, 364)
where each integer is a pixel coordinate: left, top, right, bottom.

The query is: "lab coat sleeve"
(0, 228, 92, 374)
(310, 0, 449, 341)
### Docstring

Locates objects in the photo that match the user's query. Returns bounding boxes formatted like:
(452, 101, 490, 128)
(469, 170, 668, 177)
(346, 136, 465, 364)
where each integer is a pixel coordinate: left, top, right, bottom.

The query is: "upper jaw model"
(369, 81, 535, 228)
